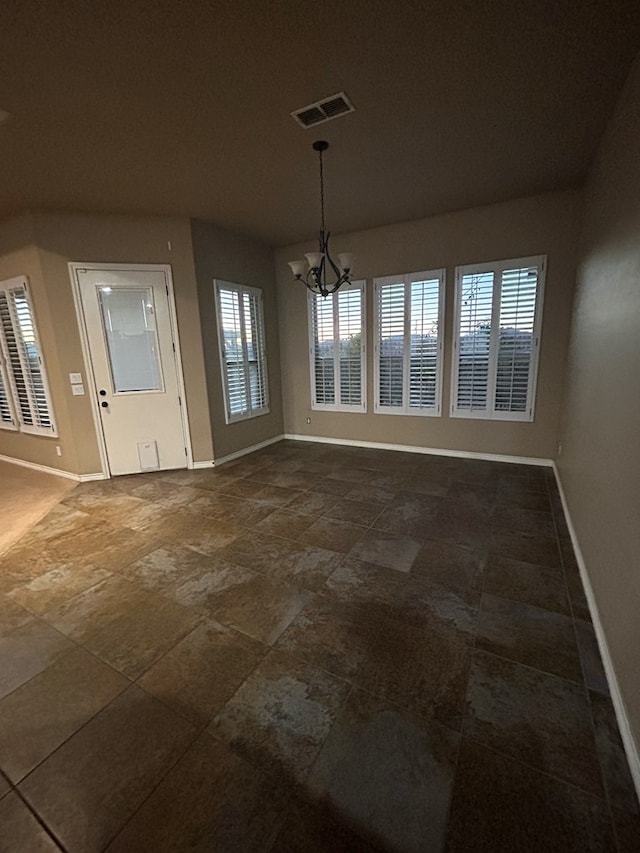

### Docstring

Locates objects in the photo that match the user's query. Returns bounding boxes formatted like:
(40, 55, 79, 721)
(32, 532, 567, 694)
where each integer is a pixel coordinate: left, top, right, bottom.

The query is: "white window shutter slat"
(309, 282, 365, 412)
(375, 271, 444, 416)
(215, 281, 269, 424)
(0, 278, 55, 436)
(452, 257, 545, 422)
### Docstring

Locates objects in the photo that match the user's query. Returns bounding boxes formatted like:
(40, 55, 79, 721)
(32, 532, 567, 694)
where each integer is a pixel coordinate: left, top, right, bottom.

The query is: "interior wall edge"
(0, 453, 105, 483)
(553, 462, 640, 801)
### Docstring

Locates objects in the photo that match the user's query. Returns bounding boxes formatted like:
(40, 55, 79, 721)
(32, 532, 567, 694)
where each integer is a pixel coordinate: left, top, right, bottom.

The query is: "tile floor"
(0, 440, 638, 852)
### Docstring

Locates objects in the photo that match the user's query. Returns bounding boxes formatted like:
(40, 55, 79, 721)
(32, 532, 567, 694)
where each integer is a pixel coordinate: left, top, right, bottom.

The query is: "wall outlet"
(306, 417, 311, 424)
(55, 445, 62, 456)
(69, 372, 82, 384)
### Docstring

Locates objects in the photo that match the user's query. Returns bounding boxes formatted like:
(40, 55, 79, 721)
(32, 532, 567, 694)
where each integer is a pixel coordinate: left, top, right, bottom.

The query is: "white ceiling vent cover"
(291, 92, 355, 129)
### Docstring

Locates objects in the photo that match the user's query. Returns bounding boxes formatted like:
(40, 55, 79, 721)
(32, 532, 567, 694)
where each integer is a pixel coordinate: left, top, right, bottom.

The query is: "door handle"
(101, 401, 109, 408)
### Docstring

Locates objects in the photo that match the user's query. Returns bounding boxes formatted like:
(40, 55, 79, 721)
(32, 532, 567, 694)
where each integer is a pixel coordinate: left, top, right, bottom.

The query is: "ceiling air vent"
(291, 92, 355, 129)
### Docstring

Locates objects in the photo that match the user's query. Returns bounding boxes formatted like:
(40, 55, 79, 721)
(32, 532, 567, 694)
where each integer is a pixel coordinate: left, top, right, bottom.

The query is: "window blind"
(309, 282, 365, 412)
(451, 256, 545, 422)
(215, 281, 269, 423)
(0, 277, 55, 435)
(374, 270, 444, 416)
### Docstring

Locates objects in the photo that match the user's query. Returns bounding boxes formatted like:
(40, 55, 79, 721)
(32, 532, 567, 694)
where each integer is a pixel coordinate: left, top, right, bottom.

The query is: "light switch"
(71, 384, 85, 395)
(69, 372, 82, 384)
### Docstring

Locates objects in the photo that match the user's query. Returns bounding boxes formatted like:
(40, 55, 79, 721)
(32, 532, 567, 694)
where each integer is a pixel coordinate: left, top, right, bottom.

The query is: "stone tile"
(373, 492, 441, 539)
(491, 505, 555, 538)
(307, 477, 354, 497)
(323, 557, 401, 606)
(0, 792, 62, 852)
(0, 596, 33, 637)
(496, 477, 553, 510)
(121, 478, 204, 510)
(444, 479, 497, 510)
(20, 685, 196, 853)
(183, 489, 240, 518)
(403, 471, 451, 498)
(208, 573, 314, 645)
(410, 540, 486, 592)
(349, 529, 420, 572)
(275, 596, 384, 680)
(83, 598, 199, 679)
(251, 485, 300, 507)
(119, 544, 219, 594)
(429, 503, 491, 551)
(390, 577, 479, 643)
(286, 490, 337, 517)
(105, 733, 287, 852)
(172, 560, 257, 610)
(8, 565, 111, 616)
(216, 477, 270, 499)
(345, 482, 398, 504)
(139, 619, 265, 725)
(564, 559, 592, 622)
(444, 738, 616, 853)
(575, 620, 609, 694)
(357, 616, 472, 728)
(219, 530, 302, 573)
(0, 619, 74, 701)
(0, 772, 8, 799)
(214, 499, 276, 529)
(489, 528, 561, 568)
(255, 508, 316, 540)
(476, 593, 583, 682)
(484, 553, 570, 614)
(211, 650, 349, 783)
(0, 646, 128, 782)
(324, 498, 383, 526)
(308, 689, 459, 853)
(300, 517, 366, 554)
(612, 807, 640, 853)
(171, 519, 244, 554)
(464, 650, 604, 796)
(271, 797, 380, 853)
(590, 691, 640, 816)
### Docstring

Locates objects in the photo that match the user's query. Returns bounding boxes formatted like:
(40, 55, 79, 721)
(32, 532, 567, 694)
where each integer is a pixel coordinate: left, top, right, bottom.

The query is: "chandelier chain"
(319, 146, 326, 234)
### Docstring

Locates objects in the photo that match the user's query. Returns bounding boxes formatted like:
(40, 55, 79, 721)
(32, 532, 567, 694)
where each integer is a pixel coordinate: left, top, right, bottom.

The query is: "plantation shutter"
(311, 293, 336, 405)
(215, 281, 269, 423)
(0, 359, 17, 429)
(495, 266, 539, 414)
(0, 277, 55, 435)
(454, 270, 494, 415)
(338, 288, 363, 406)
(309, 281, 365, 412)
(375, 270, 444, 415)
(377, 281, 404, 409)
(452, 256, 545, 422)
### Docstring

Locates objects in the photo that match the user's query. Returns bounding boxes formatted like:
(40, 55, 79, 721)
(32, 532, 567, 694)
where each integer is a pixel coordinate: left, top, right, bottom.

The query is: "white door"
(76, 267, 188, 476)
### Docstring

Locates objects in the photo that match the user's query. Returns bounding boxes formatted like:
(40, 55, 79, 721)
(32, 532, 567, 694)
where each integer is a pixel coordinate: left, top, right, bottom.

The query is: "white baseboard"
(213, 434, 285, 467)
(0, 454, 105, 483)
(553, 463, 640, 801)
(283, 434, 552, 467)
(190, 460, 215, 470)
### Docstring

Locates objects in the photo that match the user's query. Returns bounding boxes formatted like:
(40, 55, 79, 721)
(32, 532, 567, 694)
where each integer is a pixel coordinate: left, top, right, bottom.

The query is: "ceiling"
(1, 0, 639, 247)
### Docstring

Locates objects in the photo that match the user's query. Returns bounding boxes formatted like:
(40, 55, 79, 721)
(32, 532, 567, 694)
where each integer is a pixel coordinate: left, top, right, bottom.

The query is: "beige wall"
(276, 189, 582, 460)
(0, 212, 213, 475)
(557, 56, 640, 758)
(190, 219, 284, 460)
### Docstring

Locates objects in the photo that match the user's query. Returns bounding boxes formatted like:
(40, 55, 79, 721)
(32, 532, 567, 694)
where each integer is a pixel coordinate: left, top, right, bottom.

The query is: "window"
(451, 255, 546, 421)
(0, 276, 56, 436)
(215, 280, 269, 423)
(374, 269, 445, 416)
(308, 281, 366, 412)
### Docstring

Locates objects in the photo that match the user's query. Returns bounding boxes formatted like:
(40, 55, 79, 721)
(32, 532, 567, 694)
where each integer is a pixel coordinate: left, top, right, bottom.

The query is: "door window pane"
(98, 287, 163, 393)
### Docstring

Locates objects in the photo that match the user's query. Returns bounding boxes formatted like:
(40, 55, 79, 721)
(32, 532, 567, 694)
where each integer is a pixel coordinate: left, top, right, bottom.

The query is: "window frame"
(373, 268, 445, 417)
(214, 279, 270, 425)
(0, 276, 57, 437)
(307, 280, 367, 414)
(450, 255, 546, 422)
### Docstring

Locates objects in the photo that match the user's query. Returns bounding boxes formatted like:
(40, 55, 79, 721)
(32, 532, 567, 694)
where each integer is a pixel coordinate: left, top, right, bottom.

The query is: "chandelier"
(288, 140, 355, 298)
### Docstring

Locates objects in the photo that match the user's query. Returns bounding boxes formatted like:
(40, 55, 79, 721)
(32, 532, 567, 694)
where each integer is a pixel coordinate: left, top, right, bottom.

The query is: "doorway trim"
(69, 261, 194, 478)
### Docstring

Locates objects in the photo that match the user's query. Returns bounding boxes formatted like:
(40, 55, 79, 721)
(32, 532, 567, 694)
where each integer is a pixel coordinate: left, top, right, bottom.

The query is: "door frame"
(69, 261, 194, 478)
